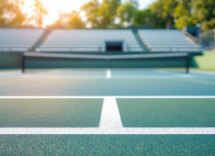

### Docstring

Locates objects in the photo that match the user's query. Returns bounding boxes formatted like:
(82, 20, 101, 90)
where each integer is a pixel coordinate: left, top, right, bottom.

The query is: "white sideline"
(106, 69, 111, 79)
(99, 98, 122, 128)
(0, 96, 215, 99)
(1, 128, 215, 135)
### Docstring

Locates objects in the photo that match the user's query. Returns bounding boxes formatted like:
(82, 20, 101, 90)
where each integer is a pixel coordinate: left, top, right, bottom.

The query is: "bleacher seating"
(38, 29, 143, 52)
(138, 30, 202, 52)
(0, 28, 44, 52)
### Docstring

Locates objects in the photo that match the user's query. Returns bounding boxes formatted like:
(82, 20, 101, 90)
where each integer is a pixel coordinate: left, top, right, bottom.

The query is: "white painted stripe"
(0, 96, 214, 99)
(1, 96, 215, 135)
(191, 70, 215, 75)
(179, 78, 215, 86)
(107, 76, 192, 78)
(0, 76, 193, 79)
(155, 70, 192, 78)
(106, 69, 111, 79)
(1, 128, 215, 135)
(99, 98, 123, 128)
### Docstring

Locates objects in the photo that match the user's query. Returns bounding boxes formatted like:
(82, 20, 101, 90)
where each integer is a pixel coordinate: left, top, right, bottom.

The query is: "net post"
(186, 53, 189, 74)
(22, 53, 25, 73)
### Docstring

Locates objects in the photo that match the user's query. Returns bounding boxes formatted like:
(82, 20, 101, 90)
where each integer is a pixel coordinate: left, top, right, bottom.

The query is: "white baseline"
(0, 97, 215, 135)
(1, 128, 215, 135)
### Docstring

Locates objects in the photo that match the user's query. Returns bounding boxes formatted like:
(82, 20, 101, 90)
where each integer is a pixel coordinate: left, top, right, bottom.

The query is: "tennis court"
(0, 68, 215, 155)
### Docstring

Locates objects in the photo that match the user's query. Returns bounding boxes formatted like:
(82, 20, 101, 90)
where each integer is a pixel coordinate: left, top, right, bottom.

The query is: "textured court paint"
(0, 99, 103, 127)
(1, 135, 215, 155)
(99, 98, 122, 128)
(117, 98, 215, 127)
(1, 78, 215, 95)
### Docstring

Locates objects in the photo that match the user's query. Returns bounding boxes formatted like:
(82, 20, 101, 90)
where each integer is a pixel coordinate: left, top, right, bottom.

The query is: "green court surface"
(1, 69, 215, 155)
(1, 77, 215, 95)
(0, 99, 103, 127)
(1, 135, 215, 155)
(118, 98, 215, 127)
(194, 51, 215, 69)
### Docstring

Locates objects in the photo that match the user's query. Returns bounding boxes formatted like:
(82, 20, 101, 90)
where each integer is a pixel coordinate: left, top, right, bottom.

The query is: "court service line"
(99, 97, 123, 128)
(1, 97, 215, 135)
(191, 70, 215, 76)
(1, 128, 215, 135)
(179, 78, 215, 86)
(106, 69, 111, 79)
(0, 96, 215, 99)
(155, 70, 192, 78)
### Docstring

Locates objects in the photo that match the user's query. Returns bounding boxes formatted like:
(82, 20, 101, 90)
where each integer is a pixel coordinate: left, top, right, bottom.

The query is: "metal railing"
(199, 29, 215, 51)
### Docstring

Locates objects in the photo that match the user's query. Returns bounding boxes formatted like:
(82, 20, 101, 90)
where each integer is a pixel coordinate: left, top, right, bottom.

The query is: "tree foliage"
(149, 0, 178, 29)
(0, 0, 25, 27)
(98, 0, 121, 28)
(81, 0, 121, 28)
(32, 0, 48, 28)
(68, 11, 85, 29)
(134, 9, 151, 25)
(81, 0, 100, 28)
(174, 0, 197, 30)
(192, 0, 215, 31)
(0, 0, 214, 31)
(117, 0, 138, 27)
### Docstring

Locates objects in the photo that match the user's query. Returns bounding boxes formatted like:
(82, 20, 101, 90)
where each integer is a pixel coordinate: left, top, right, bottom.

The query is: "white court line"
(0, 96, 215, 99)
(179, 78, 215, 86)
(106, 69, 111, 79)
(191, 70, 215, 76)
(0, 73, 23, 78)
(155, 70, 192, 78)
(1, 128, 215, 135)
(99, 98, 123, 128)
(22, 76, 106, 78)
(0, 97, 215, 135)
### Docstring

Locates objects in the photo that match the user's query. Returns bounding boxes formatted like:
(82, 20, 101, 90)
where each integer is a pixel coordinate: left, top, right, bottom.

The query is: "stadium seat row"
(39, 30, 143, 52)
(138, 30, 201, 52)
(0, 28, 202, 53)
(0, 29, 44, 52)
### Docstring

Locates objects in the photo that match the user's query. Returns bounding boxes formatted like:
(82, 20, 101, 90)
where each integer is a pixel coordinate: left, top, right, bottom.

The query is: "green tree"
(98, 0, 121, 28)
(149, 0, 178, 29)
(192, 0, 215, 31)
(0, 0, 25, 27)
(174, 0, 197, 30)
(68, 11, 85, 29)
(148, 0, 166, 28)
(134, 9, 151, 26)
(81, 0, 100, 28)
(32, 0, 48, 28)
(117, 0, 138, 27)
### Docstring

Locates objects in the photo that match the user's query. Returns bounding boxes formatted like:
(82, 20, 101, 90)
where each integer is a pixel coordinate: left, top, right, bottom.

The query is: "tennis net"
(22, 52, 190, 73)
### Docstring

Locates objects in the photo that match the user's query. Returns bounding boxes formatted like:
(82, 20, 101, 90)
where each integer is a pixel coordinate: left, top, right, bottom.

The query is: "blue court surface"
(0, 68, 215, 155)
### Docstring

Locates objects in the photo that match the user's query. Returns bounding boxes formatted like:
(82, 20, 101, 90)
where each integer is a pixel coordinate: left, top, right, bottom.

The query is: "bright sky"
(22, 0, 155, 26)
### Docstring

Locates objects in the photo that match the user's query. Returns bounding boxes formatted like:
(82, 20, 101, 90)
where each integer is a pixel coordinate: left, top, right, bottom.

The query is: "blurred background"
(0, 0, 214, 71)
(0, 0, 214, 31)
